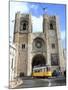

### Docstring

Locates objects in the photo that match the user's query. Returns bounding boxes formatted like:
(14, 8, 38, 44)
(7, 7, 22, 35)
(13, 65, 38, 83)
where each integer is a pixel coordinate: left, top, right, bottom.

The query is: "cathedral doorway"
(32, 54, 46, 69)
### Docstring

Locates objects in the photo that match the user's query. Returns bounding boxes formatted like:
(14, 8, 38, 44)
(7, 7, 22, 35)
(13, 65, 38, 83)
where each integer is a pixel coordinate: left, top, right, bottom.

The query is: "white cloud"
(10, 2, 29, 20)
(30, 4, 39, 10)
(61, 30, 65, 40)
(60, 30, 66, 48)
(15, 3, 29, 13)
(31, 5, 36, 8)
(10, 2, 29, 41)
(31, 15, 43, 32)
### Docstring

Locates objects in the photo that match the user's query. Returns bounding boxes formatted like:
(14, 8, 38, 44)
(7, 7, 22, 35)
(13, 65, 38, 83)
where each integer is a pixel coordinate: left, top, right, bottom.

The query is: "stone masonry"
(13, 12, 65, 76)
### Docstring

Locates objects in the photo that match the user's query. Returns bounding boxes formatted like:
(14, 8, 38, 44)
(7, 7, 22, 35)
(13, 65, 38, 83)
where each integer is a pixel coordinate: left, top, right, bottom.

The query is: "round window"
(35, 41, 42, 48)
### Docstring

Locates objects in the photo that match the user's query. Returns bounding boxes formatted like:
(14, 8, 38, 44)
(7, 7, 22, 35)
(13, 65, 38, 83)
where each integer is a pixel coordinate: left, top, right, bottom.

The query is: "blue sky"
(10, 1, 66, 48)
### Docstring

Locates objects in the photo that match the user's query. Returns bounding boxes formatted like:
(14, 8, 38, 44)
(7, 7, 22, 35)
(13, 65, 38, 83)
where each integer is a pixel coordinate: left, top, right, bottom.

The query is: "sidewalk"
(9, 78, 23, 89)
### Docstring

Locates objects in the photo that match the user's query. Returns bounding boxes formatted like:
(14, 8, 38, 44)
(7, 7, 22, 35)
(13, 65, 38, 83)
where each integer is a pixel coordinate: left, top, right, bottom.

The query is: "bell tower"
(13, 12, 32, 76)
(43, 14, 65, 71)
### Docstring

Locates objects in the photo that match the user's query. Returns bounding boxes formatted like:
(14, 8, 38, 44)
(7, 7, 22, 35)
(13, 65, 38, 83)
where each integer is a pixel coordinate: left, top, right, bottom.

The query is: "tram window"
(35, 70, 38, 72)
(44, 68, 45, 72)
(37, 70, 40, 72)
(40, 69, 42, 72)
(44, 68, 46, 72)
(38, 69, 41, 72)
(41, 69, 43, 72)
(35, 70, 37, 72)
(47, 67, 48, 71)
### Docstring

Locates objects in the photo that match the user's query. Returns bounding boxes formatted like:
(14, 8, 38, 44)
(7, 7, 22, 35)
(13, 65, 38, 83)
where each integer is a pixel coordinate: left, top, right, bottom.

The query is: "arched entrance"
(32, 54, 46, 69)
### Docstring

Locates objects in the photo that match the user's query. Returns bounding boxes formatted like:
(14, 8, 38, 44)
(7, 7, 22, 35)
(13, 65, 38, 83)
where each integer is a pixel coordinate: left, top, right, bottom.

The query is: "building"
(10, 44, 16, 81)
(63, 48, 66, 70)
(13, 12, 65, 76)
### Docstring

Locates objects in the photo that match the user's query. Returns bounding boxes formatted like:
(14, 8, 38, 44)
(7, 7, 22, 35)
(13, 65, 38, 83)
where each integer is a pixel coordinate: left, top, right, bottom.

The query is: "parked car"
(52, 70, 61, 77)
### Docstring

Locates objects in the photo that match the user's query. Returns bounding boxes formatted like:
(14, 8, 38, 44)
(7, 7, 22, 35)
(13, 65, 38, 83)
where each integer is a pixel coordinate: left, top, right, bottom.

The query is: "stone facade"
(13, 12, 65, 76)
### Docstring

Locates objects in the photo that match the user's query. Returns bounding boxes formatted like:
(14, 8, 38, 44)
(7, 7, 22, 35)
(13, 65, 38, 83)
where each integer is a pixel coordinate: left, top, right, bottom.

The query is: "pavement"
(9, 78, 23, 89)
(12, 76, 66, 89)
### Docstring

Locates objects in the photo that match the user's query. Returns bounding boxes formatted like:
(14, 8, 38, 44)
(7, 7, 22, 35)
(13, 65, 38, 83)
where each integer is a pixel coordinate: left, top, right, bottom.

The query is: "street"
(14, 76, 66, 89)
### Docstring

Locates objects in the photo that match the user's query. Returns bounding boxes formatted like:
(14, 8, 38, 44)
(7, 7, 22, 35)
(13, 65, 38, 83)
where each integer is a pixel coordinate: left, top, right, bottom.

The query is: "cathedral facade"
(13, 12, 65, 76)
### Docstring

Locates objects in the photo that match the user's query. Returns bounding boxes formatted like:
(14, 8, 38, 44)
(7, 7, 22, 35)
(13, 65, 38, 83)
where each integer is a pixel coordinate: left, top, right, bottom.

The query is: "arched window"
(23, 23, 26, 30)
(50, 20, 56, 30)
(20, 20, 28, 31)
(50, 23, 53, 29)
(22, 44, 25, 49)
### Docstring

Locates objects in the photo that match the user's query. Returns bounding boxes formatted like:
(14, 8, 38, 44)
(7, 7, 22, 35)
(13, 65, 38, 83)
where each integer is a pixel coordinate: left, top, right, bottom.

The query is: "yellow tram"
(32, 66, 52, 77)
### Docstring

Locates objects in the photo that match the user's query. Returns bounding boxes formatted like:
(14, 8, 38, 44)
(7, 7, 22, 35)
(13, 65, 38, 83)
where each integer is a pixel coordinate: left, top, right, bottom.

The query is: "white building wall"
(10, 44, 16, 81)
